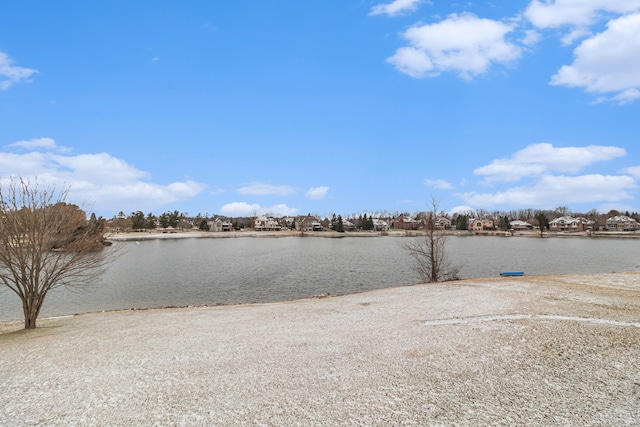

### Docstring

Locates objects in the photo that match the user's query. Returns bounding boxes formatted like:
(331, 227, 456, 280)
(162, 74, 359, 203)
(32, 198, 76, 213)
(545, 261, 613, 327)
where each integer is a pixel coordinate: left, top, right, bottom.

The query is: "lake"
(1, 235, 639, 322)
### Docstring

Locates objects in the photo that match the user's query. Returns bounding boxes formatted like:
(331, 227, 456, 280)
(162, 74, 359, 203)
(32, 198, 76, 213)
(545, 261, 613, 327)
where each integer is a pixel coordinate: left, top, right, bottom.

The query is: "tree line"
(109, 205, 640, 234)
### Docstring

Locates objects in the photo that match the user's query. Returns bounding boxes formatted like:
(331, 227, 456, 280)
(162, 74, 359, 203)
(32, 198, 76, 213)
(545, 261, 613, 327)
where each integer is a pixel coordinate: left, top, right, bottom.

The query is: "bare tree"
(535, 211, 549, 238)
(403, 197, 460, 283)
(0, 178, 113, 329)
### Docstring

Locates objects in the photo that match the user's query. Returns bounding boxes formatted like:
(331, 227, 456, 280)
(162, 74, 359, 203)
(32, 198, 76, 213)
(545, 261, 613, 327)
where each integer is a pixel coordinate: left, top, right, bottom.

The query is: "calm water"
(1, 235, 639, 322)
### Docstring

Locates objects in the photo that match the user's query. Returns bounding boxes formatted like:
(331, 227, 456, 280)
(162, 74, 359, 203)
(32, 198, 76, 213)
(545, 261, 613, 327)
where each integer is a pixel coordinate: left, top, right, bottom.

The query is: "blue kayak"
(500, 271, 525, 276)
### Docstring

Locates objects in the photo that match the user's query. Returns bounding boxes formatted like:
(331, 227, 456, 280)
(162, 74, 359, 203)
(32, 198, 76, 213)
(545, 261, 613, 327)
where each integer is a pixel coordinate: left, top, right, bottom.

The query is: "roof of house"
(549, 216, 576, 224)
(607, 215, 638, 223)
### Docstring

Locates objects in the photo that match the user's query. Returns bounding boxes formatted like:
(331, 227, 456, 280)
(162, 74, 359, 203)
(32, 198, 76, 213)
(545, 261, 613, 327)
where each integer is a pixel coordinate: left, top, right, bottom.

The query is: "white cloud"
(0, 148, 206, 215)
(306, 186, 329, 199)
(387, 13, 521, 79)
(424, 178, 453, 189)
(51, 153, 149, 184)
(386, 47, 435, 78)
(550, 13, 640, 103)
(474, 143, 626, 182)
(369, 0, 425, 17)
(0, 52, 38, 90)
(623, 165, 640, 179)
(85, 180, 205, 213)
(449, 205, 474, 215)
(461, 174, 636, 208)
(237, 182, 295, 196)
(521, 30, 543, 47)
(219, 202, 298, 217)
(6, 137, 71, 153)
(266, 204, 299, 216)
(560, 27, 591, 46)
(610, 88, 640, 104)
(525, 0, 640, 29)
(219, 202, 261, 216)
(464, 142, 635, 210)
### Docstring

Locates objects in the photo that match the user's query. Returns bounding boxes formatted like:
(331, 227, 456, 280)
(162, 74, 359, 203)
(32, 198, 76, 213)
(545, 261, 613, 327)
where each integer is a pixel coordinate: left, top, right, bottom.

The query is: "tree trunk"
(24, 314, 37, 329)
(22, 295, 43, 330)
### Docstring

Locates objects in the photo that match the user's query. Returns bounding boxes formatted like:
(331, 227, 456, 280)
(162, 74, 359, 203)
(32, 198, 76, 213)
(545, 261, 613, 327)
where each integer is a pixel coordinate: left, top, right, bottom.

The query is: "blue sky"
(2, 0, 640, 218)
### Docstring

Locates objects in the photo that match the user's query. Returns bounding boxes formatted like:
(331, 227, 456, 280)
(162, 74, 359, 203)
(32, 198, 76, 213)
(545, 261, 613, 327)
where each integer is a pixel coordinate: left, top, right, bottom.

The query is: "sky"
(1, 0, 640, 219)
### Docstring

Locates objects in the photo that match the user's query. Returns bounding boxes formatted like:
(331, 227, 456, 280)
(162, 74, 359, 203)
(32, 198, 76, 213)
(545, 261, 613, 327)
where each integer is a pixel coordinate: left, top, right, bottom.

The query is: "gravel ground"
(1, 272, 639, 426)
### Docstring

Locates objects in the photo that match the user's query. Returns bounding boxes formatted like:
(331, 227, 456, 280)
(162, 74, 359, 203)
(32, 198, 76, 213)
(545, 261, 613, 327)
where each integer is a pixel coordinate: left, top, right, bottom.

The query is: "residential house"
(342, 219, 357, 231)
(393, 215, 420, 230)
(294, 215, 323, 232)
(208, 218, 233, 232)
(372, 218, 390, 231)
(510, 220, 533, 231)
(549, 216, 594, 232)
(575, 217, 595, 231)
(208, 218, 222, 232)
(469, 218, 495, 232)
(282, 217, 295, 229)
(606, 215, 640, 231)
(434, 216, 452, 230)
(254, 216, 281, 231)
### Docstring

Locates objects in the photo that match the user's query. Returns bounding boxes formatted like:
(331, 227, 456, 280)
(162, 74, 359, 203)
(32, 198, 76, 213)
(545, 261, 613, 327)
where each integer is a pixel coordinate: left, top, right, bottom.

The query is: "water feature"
(1, 235, 638, 322)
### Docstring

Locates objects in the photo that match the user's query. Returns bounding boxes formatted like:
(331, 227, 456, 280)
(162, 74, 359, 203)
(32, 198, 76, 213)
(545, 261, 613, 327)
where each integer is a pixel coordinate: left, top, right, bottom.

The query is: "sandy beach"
(1, 272, 640, 426)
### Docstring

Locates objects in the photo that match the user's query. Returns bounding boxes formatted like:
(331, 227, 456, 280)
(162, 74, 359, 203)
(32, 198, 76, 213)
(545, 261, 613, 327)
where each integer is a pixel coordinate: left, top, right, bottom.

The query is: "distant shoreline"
(105, 229, 640, 241)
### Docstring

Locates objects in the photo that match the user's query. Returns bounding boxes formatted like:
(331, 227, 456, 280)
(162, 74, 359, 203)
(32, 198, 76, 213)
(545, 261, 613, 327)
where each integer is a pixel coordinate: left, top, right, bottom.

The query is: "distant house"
(434, 216, 452, 230)
(254, 216, 280, 231)
(209, 218, 233, 232)
(549, 216, 594, 232)
(393, 215, 420, 230)
(510, 220, 533, 231)
(606, 215, 640, 231)
(282, 217, 295, 229)
(342, 219, 357, 231)
(469, 218, 495, 232)
(372, 218, 390, 231)
(208, 218, 222, 232)
(294, 215, 322, 232)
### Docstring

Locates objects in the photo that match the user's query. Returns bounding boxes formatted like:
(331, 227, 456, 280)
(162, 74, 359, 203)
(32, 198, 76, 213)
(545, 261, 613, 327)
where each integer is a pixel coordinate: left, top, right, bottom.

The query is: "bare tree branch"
(0, 177, 115, 329)
(402, 196, 460, 283)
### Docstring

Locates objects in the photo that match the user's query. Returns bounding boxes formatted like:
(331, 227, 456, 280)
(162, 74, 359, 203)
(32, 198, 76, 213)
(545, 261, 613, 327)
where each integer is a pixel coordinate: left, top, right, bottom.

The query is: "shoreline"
(2, 271, 639, 425)
(105, 228, 640, 241)
(2, 270, 638, 333)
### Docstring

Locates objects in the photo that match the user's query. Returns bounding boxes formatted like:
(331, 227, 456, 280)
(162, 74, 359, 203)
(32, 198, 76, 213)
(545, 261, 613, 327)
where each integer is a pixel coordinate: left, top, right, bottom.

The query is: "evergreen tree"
(454, 214, 469, 230)
(158, 210, 182, 228)
(145, 212, 157, 229)
(499, 215, 510, 231)
(361, 214, 374, 231)
(131, 211, 146, 230)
